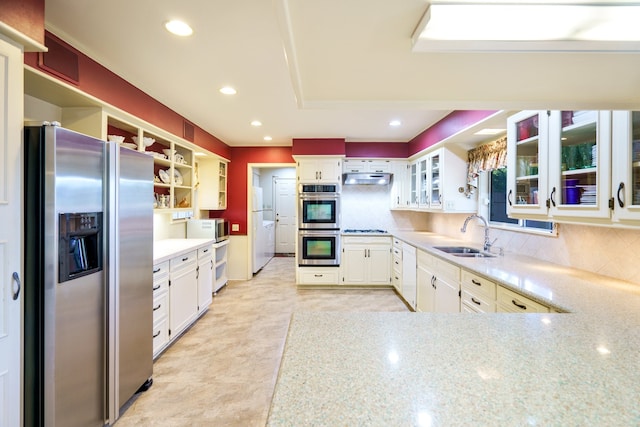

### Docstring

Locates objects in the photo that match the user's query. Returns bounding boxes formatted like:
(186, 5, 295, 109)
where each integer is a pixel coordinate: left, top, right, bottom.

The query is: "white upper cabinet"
(611, 111, 640, 225)
(297, 157, 342, 184)
(508, 110, 621, 224)
(547, 111, 611, 220)
(507, 110, 550, 218)
(402, 147, 475, 213)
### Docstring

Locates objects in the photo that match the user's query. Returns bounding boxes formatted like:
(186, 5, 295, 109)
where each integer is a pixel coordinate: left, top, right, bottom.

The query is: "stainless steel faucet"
(460, 214, 496, 252)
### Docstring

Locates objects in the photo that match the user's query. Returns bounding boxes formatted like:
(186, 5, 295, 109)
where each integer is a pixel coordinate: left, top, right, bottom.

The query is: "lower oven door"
(298, 229, 341, 266)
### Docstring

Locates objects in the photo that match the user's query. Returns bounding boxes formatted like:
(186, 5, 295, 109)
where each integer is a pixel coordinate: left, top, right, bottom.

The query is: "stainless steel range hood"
(342, 172, 393, 185)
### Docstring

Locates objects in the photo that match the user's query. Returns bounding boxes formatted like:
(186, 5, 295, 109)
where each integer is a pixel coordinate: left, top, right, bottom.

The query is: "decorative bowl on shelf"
(158, 169, 170, 184)
(133, 136, 156, 147)
(122, 142, 138, 150)
(107, 135, 125, 144)
(162, 148, 176, 160)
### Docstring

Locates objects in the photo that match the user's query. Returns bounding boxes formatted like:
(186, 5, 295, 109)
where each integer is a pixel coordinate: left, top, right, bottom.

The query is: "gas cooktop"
(343, 229, 388, 234)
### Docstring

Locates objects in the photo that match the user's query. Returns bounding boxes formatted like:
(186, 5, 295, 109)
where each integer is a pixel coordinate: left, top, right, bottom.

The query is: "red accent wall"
(0, 0, 44, 45)
(292, 138, 345, 156)
(24, 32, 231, 160)
(224, 146, 295, 235)
(408, 110, 497, 157)
(345, 142, 408, 158)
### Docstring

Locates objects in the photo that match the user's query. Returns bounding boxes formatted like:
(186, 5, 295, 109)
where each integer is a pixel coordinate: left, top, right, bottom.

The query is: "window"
(483, 168, 556, 234)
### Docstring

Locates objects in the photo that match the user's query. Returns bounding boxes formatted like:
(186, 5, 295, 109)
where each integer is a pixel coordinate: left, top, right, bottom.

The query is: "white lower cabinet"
(169, 250, 199, 338)
(197, 245, 214, 314)
(152, 261, 170, 357)
(461, 270, 496, 313)
(341, 236, 391, 286)
(497, 285, 550, 313)
(298, 267, 340, 285)
(401, 243, 417, 309)
(416, 250, 461, 313)
(391, 237, 403, 293)
(153, 243, 216, 359)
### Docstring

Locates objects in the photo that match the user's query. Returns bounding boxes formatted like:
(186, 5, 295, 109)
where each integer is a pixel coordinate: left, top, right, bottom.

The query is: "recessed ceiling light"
(263, 136, 273, 141)
(251, 120, 262, 127)
(164, 20, 193, 37)
(219, 86, 237, 95)
(389, 120, 402, 127)
(474, 128, 506, 135)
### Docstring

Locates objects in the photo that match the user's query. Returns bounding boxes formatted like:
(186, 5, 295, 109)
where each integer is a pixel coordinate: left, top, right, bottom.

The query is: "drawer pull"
(153, 330, 161, 338)
(153, 304, 161, 311)
(203, 248, 209, 253)
(512, 299, 527, 310)
(395, 276, 399, 280)
(314, 274, 323, 277)
(471, 297, 481, 306)
(152, 285, 161, 291)
(471, 279, 481, 286)
(182, 256, 189, 262)
(153, 268, 161, 273)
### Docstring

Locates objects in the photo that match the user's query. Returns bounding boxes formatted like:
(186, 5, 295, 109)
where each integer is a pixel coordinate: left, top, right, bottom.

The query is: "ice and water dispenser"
(58, 212, 103, 283)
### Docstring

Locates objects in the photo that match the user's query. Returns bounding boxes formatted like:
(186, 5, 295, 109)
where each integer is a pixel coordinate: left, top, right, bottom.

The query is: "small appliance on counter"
(187, 218, 229, 243)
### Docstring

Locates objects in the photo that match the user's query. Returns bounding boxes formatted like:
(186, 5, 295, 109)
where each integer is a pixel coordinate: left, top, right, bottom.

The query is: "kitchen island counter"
(268, 232, 640, 426)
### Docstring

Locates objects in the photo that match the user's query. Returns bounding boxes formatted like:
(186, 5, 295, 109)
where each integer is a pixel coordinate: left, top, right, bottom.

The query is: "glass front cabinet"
(506, 110, 549, 218)
(547, 110, 611, 220)
(611, 111, 640, 224)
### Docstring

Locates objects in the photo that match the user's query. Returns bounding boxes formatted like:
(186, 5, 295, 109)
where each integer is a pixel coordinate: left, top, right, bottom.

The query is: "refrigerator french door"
(24, 124, 153, 426)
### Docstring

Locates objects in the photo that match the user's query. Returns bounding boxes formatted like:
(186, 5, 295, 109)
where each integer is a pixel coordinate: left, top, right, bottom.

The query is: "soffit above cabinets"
(41, 0, 640, 147)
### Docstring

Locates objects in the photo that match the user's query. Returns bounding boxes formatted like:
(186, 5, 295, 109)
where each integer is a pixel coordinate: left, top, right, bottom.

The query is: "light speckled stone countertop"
(268, 231, 640, 426)
(153, 238, 215, 264)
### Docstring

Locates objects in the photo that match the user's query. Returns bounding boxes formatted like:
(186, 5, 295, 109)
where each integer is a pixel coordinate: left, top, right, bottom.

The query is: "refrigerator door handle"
(12, 271, 20, 300)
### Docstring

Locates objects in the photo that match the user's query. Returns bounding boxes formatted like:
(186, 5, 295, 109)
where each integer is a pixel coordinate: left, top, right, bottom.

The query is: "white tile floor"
(115, 257, 408, 426)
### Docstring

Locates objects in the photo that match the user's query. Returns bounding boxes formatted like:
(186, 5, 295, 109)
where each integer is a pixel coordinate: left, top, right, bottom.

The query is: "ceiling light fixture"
(263, 136, 273, 141)
(251, 120, 262, 127)
(219, 86, 237, 95)
(412, 3, 640, 52)
(389, 120, 402, 127)
(164, 20, 193, 37)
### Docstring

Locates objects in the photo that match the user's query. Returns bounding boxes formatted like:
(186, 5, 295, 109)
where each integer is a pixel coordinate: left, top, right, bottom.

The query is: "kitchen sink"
(433, 246, 495, 258)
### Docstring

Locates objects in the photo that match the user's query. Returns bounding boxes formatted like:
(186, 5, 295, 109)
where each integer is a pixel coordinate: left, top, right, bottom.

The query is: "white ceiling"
(43, 0, 640, 147)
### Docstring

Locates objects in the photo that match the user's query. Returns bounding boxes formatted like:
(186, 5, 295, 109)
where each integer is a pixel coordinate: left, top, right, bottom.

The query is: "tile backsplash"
(429, 213, 640, 285)
(341, 185, 428, 232)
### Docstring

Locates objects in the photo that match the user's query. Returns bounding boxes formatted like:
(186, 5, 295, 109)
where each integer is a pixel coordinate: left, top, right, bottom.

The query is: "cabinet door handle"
(550, 187, 556, 207)
(508, 189, 513, 206)
(211, 260, 214, 270)
(153, 268, 161, 273)
(512, 299, 527, 310)
(153, 284, 161, 291)
(471, 297, 481, 306)
(153, 304, 161, 311)
(431, 275, 436, 289)
(471, 279, 481, 286)
(617, 182, 625, 208)
(12, 272, 21, 300)
(153, 330, 161, 338)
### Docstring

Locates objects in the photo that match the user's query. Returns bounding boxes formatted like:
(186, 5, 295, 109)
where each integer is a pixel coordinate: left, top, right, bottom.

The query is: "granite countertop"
(268, 231, 640, 426)
(153, 238, 215, 264)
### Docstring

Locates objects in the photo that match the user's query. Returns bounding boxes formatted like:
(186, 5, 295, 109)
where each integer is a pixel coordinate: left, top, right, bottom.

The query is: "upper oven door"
(298, 195, 340, 229)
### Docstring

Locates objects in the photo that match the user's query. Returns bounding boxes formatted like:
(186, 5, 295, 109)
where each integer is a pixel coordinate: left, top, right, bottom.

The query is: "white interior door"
(0, 35, 24, 427)
(274, 178, 296, 254)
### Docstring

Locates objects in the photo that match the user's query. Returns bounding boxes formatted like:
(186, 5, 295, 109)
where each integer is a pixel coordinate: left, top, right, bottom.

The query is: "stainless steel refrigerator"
(24, 124, 154, 426)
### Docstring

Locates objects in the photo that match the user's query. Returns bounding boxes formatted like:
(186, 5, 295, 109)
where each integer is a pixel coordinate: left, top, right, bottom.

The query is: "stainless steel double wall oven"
(298, 184, 341, 266)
